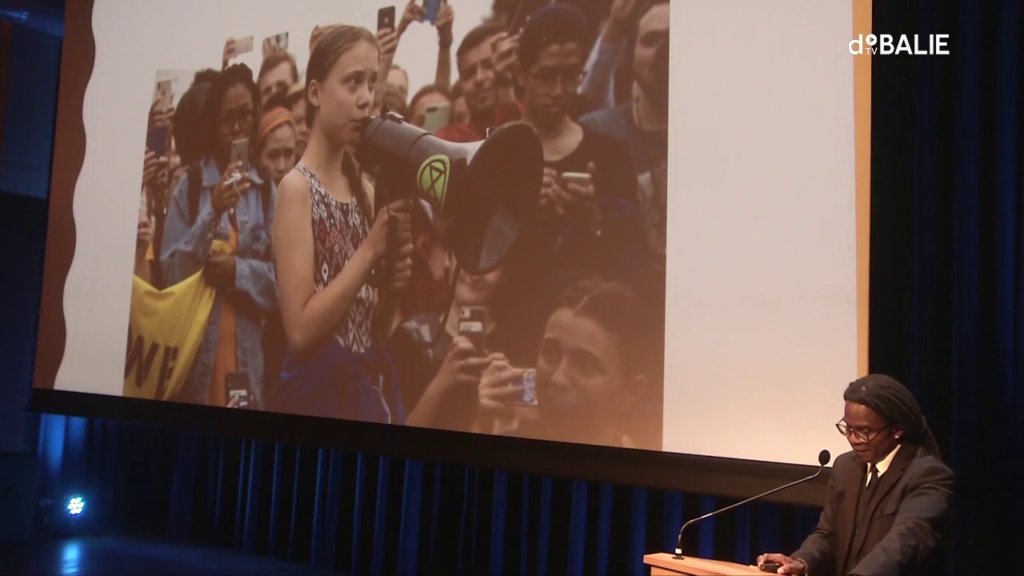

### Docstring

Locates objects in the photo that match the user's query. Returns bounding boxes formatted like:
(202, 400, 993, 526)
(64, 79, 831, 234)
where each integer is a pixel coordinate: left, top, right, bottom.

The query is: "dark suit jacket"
(791, 445, 954, 576)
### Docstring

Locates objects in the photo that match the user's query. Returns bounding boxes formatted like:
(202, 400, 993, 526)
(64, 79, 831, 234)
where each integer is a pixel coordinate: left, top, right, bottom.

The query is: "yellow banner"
(123, 241, 231, 400)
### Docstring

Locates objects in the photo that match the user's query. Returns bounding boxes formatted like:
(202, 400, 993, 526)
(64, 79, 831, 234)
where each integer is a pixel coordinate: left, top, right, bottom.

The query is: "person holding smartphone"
(389, 245, 519, 432)
(151, 69, 221, 289)
(517, 4, 639, 215)
(160, 64, 278, 409)
(377, 1, 457, 102)
(269, 25, 414, 425)
(504, 4, 649, 363)
(138, 91, 174, 287)
(478, 278, 656, 449)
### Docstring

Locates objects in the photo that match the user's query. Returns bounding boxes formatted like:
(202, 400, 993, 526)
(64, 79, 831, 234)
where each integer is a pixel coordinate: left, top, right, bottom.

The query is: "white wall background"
(117, 0, 493, 102)
(663, 0, 857, 465)
(52, 0, 857, 467)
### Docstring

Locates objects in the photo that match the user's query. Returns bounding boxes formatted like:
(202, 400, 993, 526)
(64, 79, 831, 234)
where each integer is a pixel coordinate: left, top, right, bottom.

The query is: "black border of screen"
(28, 388, 830, 507)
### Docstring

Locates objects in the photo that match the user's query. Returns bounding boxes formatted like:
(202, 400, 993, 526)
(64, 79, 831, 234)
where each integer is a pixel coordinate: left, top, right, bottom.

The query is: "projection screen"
(31, 0, 871, 493)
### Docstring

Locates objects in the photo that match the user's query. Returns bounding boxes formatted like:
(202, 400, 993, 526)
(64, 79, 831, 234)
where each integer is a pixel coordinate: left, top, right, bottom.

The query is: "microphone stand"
(673, 464, 827, 559)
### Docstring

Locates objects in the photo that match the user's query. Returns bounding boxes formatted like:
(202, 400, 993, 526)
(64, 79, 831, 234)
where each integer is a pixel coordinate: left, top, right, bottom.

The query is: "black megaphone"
(356, 112, 543, 275)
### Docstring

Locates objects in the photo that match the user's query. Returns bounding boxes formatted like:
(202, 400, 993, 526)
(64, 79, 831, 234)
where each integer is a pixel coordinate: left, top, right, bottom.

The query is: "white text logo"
(849, 34, 950, 55)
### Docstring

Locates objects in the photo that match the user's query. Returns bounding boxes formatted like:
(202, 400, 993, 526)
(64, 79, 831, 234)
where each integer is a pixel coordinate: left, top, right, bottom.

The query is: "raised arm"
(492, 32, 520, 106)
(579, 0, 634, 109)
(379, 1, 422, 90)
(433, 2, 455, 90)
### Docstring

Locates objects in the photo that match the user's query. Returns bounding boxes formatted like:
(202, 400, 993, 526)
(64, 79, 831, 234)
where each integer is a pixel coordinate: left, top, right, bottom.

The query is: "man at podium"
(757, 375, 954, 576)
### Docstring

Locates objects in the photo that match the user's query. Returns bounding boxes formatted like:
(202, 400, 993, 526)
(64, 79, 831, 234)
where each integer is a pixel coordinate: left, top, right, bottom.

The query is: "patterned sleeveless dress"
(268, 166, 406, 425)
(296, 165, 375, 352)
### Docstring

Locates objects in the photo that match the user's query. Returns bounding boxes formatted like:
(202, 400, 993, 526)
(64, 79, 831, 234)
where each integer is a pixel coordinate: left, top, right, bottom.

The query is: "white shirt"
(867, 443, 901, 486)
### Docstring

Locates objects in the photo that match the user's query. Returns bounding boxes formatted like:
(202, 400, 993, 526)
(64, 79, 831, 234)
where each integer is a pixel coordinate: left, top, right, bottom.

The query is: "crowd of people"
(131, 0, 670, 450)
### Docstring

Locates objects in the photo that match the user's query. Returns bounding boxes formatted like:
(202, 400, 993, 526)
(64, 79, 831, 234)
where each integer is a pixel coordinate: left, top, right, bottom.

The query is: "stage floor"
(0, 535, 340, 575)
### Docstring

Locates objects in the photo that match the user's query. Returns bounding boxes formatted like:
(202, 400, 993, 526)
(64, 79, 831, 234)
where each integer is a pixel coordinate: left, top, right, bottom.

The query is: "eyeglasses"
(220, 108, 255, 130)
(835, 419, 887, 442)
(529, 70, 585, 92)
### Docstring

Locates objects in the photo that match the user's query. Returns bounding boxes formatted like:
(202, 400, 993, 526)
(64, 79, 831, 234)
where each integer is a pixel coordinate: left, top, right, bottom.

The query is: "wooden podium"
(644, 553, 766, 575)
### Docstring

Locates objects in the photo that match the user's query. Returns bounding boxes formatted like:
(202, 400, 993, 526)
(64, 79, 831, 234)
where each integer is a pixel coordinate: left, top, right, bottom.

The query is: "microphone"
(673, 449, 831, 559)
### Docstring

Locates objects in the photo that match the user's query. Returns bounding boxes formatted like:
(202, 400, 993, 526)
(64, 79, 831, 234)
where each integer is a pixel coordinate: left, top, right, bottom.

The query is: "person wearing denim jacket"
(160, 64, 278, 408)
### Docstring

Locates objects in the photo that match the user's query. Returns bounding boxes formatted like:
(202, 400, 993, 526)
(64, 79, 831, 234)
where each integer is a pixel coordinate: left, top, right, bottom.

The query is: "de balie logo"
(849, 34, 950, 56)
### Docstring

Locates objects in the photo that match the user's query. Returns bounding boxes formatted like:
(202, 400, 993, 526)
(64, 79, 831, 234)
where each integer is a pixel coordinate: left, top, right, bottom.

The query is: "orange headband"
(257, 107, 294, 146)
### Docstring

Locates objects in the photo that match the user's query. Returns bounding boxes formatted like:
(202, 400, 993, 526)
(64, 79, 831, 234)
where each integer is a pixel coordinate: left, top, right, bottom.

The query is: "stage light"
(66, 496, 85, 516)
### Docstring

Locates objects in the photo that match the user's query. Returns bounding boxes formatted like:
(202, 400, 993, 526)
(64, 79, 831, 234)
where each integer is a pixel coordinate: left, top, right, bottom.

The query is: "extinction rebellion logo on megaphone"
(849, 34, 950, 55)
(418, 154, 451, 209)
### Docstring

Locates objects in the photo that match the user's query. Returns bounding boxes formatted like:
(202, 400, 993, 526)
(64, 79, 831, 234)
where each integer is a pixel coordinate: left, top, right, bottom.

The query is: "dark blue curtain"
(6, 1, 1024, 575)
(868, 0, 1024, 573)
(35, 415, 822, 576)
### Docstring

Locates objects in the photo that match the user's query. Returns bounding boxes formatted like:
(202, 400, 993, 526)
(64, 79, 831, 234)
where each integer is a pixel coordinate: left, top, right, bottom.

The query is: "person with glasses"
(503, 3, 650, 365)
(758, 374, 954, 576)
(161, 64, 279, 409)
(517, 4, 639, 209)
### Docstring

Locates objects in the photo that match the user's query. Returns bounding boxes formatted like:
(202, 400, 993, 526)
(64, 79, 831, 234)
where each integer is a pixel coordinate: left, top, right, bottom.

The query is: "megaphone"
(356, 112, 543, 275)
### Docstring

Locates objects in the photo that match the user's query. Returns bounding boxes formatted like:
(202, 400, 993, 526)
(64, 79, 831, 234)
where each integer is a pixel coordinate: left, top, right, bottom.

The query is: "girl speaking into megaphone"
(269, 25, 415, 424)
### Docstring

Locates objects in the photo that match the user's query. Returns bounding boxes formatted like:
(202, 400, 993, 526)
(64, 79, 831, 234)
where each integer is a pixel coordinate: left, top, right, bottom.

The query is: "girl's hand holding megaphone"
(367, 198, 415, 291)
(389, 247, 415, 292)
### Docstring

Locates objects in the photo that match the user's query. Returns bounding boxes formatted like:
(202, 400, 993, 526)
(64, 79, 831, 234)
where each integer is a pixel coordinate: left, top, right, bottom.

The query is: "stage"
(0, 535, 340, 575)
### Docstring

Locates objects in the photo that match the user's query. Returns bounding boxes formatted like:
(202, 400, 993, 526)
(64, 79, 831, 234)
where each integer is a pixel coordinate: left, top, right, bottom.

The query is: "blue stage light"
(66, 496, 85, 516)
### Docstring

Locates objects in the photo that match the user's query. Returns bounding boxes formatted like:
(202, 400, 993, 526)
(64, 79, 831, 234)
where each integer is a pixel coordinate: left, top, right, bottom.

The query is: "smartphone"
(230, 138, 250, 173)
(275, 32, 289, 50)
(423, 0, 442, 24)
(458, 306, 488, 354)
(153, 79, 172, 110)
(147, 125, 170, 158)
(264, 32, 289, 53)
(422, 102, 451, 134)
(561, 172, 593, 187)
(225, 373, 251, 409)
(512, 369, 538, 406)
(378, 6, 396, 31)
(235, 35, 254, 55)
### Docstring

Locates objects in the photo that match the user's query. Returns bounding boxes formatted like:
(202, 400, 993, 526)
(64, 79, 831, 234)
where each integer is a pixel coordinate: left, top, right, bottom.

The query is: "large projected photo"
(36, 0, 865, 467)
(44, 0, 669, 451)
